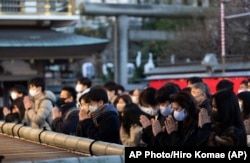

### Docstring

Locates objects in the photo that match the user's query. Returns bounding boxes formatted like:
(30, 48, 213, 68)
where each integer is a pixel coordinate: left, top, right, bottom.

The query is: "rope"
(89, 140, 97, 156)
(11, 123, 19, 137)
(0, 122, 6, 133)
(16, 125, 24, 138)
(38, 128, 47, 144)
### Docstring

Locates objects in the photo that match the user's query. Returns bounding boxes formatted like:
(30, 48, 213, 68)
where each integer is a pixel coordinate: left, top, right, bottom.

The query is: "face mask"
(131, 96, 138, 104)
(75, 84, 83, 93)
(140, 106, 158, 116)
(10, 92, 18, 100)
(116, 103, 125, 112)
(173, 109, 187, 121)
(59, 98, 67, 106)
(29, 89, 39, 97)
(159, 104, 173, 116)
(211, 110, 221, 123)
(89, 105, 98, 112)
(239, 101, 243, 112)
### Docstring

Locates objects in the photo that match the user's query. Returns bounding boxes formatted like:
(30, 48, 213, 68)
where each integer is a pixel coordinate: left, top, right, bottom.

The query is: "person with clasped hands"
(3, 84, 28, 124)
(51, 86, 79, 135)
(149, 91, 201, 147)
(139, 83, 180, 147)
(198, 89, 247, 147)
(77, 85, 121, 144)
(23, 77, 53, 130)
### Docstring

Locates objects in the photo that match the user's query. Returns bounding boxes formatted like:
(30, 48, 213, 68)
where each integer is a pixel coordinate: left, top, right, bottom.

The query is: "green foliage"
(142, 18, 194, 31)
(74, 26, 107, 38)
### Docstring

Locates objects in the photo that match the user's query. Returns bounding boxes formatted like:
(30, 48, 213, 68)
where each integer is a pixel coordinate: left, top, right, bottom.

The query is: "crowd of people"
(1, 76, 250, 147)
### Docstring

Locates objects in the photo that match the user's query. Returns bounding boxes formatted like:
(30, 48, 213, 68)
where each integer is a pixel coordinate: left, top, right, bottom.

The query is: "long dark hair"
(212, 89, 245, 130)
(170, 91, 199, 121)
(122, 103, 145, 136)
(12, 96, 26, 123)
(113, 94, 133, 125)
(237, 91, 250, 120)
(211, 89, 247, 146)
(169, 91, 199, 134)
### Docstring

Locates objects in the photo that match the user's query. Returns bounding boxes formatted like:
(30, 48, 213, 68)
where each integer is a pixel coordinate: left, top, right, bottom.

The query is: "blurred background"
(0, 0, 249, 105)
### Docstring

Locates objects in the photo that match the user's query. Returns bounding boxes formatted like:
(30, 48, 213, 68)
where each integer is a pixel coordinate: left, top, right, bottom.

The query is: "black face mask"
(211, 110, 221, 123)
(59, 98, 67, 106)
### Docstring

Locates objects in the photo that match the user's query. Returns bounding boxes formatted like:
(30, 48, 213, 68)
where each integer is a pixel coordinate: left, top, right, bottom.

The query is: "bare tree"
(158, 0, 250, 64)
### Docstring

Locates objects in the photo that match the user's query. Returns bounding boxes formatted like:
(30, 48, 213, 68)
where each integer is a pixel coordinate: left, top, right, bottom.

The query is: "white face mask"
(88, 105, 98, 112)
(116, 103, 125, 112)
(29, 89, 39, 97)
(140, 106, 158, 116)
(75, 84, 83, 93)
(10, 92, 18, 100)
(159, 104, 173, 116)
(173, 109, 187, 121)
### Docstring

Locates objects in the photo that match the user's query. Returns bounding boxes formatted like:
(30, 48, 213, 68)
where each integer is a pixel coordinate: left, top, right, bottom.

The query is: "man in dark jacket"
(190, 82, 212, 116)
(77, 85, 121, 144)
(51, 86, 79, 135)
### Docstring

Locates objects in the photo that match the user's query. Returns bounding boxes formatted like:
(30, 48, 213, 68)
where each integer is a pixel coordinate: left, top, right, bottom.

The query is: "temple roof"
(0, 27, 108, 60)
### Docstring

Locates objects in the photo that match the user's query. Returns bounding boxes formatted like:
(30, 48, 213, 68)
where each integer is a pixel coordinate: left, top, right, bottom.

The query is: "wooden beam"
(80, 3, 218, 18)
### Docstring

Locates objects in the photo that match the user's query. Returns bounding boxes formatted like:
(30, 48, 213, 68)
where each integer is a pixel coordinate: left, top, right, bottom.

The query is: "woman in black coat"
(199, 89, 247, 147)
(151, 91, 201, 147)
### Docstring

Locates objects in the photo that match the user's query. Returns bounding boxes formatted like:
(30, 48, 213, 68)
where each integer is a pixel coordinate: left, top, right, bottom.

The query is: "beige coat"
(120, 124, 145, 147)
(25, 92, 53, 130)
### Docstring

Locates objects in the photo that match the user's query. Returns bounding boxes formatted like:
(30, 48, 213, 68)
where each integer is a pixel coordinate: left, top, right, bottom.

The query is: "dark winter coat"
(51, 101, 79, 135)
(77, 103, 121, 144)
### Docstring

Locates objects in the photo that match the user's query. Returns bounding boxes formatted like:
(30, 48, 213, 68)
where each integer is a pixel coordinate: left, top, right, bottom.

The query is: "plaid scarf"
(91, 103, 118, 126)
